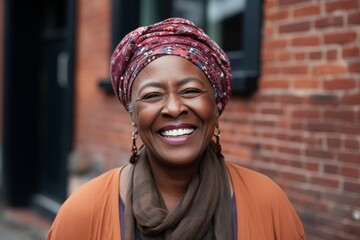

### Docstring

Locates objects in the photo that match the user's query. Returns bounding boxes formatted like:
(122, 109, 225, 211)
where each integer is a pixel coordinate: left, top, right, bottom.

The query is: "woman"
(47, 18, 306, 239)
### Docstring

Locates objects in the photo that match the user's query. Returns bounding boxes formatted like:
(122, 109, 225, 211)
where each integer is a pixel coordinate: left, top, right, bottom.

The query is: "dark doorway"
(3, 0, 75, 217)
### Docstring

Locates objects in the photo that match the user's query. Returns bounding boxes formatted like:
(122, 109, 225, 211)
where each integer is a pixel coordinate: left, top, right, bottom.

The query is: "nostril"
(161, 95, 187, 118)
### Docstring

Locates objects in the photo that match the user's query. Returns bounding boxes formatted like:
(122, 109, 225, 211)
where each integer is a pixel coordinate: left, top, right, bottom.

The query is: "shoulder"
(226, 162, 306, 239)
(226, 161, 293, 207)
(226, 161, 282, 195)
(66, 167, 122, 204)
(47, 167, 123, 239)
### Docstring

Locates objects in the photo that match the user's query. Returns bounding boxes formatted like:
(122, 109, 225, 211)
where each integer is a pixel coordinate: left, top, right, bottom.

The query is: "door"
(3, 0, 75, 216)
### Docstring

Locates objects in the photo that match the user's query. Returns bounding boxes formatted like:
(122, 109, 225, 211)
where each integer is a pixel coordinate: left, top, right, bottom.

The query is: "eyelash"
(181, 88, 202, 94)
(139, 88, 204, 102)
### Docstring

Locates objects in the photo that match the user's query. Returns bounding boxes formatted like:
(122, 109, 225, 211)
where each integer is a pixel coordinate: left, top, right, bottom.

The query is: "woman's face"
(130, 55, 219, 168)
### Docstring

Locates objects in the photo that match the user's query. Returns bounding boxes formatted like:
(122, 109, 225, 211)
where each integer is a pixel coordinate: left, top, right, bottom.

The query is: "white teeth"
(161, 128, 195, 137)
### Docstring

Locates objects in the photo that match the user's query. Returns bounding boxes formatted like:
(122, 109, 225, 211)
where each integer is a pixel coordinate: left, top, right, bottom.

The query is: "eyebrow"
(176, 77, 206, 87)
(137, 77, 206, 94)
(137, 82, 163, 94)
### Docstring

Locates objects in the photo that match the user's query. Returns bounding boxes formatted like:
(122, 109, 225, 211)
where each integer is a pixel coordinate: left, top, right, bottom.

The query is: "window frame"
(101, 0, 262, 94)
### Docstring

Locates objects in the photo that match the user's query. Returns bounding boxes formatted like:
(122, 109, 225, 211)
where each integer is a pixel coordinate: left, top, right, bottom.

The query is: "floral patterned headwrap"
(110, 17, 232, 115)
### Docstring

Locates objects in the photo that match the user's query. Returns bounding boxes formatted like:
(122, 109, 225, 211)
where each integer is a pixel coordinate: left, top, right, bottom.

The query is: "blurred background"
(0, 0, 359, 239)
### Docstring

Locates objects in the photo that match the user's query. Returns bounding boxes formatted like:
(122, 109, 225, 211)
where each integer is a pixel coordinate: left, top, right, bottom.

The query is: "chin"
(155, 147, 206, 168)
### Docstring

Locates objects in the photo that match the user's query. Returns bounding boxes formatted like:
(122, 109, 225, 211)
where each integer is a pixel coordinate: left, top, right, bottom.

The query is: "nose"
(161, 93, 187, 118)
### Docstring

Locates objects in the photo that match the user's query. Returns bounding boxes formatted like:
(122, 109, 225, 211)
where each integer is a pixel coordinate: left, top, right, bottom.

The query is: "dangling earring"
(130, 131, 139, 164)
(213, 127, 222, 157)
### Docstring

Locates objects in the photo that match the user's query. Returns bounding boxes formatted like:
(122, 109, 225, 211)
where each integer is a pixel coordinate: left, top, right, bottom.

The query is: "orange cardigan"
(47, 162, 306, 239)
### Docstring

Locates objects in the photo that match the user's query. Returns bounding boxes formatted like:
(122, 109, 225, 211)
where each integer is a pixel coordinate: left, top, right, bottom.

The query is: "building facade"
(1, 0, 360, 239)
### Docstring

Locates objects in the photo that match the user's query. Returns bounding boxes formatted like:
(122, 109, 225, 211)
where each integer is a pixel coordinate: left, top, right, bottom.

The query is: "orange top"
(47, 162, 306, 239)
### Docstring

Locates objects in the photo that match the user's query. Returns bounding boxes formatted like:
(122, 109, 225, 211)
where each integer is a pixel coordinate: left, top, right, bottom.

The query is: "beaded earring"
(213, 127, 222, 156)
(129, 131, 139, 164)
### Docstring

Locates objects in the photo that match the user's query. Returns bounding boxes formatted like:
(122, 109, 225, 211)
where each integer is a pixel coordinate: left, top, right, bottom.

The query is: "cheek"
(186, 95, 218, 121)
(133, 104, 161, 131)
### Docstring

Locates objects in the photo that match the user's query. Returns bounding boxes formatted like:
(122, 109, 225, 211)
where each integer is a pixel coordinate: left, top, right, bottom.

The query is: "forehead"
(132, 55, 212, 91)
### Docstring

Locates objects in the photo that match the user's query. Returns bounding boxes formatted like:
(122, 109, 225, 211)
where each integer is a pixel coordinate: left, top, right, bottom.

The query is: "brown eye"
(181, 88, 203, 98)
(141, 92, 163, 102)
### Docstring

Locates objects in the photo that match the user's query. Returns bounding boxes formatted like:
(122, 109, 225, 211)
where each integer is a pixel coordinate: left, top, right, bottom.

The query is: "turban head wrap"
(110, 17, 232, 115)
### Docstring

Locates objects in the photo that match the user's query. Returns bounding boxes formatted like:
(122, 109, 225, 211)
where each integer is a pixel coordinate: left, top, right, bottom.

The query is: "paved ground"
(0, 146, 49, 239)
(0, 219, 34, 240)
(0, 203, 48, 240)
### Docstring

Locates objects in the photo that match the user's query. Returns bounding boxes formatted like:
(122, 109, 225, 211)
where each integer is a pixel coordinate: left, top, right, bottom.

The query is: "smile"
(160, 128, 195, 137)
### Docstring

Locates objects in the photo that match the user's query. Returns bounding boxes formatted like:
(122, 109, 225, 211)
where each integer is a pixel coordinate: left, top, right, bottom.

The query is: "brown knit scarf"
(124, 142, 233, 240)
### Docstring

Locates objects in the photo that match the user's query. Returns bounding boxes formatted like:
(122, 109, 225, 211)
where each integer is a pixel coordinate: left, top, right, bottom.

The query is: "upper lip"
(158, 123, 197, 132)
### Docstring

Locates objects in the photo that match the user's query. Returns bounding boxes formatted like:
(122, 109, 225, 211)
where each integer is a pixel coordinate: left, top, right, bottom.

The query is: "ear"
(214, 105, 220, 122)
(129, 111, 137, 129)
(214, 107, 220, 128)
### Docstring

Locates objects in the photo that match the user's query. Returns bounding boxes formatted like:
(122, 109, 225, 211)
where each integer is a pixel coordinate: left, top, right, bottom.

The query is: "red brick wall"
(73, 0, 360, 239)
(74, 0, 132, 169)
(219, 0, 359, 239)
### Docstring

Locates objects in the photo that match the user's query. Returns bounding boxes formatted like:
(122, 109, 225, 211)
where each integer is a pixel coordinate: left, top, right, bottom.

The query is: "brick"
(341, 93, 360, 105)
(348, 12, 360, 24)
(326, 50, 337, 60)
(307, 122, 336, 133)
(324, 164, 339, 174)
(324, 192, 360, 206)
(267, 10, 289, 21)
(323, 78, 356, 90)
(279, 0, 310, 5)
(262, 66, 281, 74)
(341, 167, 359, 178)
(291, 122, 304, 131)
(326, 0, 359, 12)
(306, 162, 319, 172)
(279, 146, 301, 155)
(344, 139, 359, 149)
(280, 171, 306, 182)
(309, 51, 322, 60)
(327, 138, 341, 148)
(282, 65, 308, 74)
(338, 123, 360, 135)
(292, 36, 320, 46)
(306, 149, 334, 159)
(260, 107, 284, 115)
(324, 110, 356, 122)
(264, 0, 276, 9)
(304, 136, 322, 146)
(343, 46, 360, 58)
(292, 109, 320, 119)
(344, 181, 360, 193)
(294, 52, 305, 60)
(315, 16, 343, 29)
(313, 64, 346, 75)
(293, 79, 320, 89)
(264, 25, 275, 35)
(308, 94, 338, 105)
(260, 79, 290, 89)
(311, 176, 339, 188)
(339, 152, 360, 164)
(279, 95, 304, 104)
(278, 52, 291, 61)
(324, 31, 357, 45)
(263, 39, 288, 49)
(262, 52, 276, 62)
(293, 5, 321, 17)
(253, 94, 277, 104)
(349, 62, 360, 73)
(253, 119, 276, 127)
(279, 21, 311, 33)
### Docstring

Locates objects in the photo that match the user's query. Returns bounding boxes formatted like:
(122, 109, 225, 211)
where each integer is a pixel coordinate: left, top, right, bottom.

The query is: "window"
(106, 0, 262, 94)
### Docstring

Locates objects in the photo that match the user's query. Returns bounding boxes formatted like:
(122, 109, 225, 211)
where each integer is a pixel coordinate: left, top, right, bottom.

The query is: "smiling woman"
(47, 18, 306, 240)
(130, 56, 218, 169)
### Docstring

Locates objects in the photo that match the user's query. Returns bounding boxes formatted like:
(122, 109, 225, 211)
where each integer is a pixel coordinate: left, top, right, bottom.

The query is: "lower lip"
(159, 132, 195, 145)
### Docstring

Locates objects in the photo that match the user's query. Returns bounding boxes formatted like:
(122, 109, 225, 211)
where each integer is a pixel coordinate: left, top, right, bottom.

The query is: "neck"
(148, 158, 200, 211)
